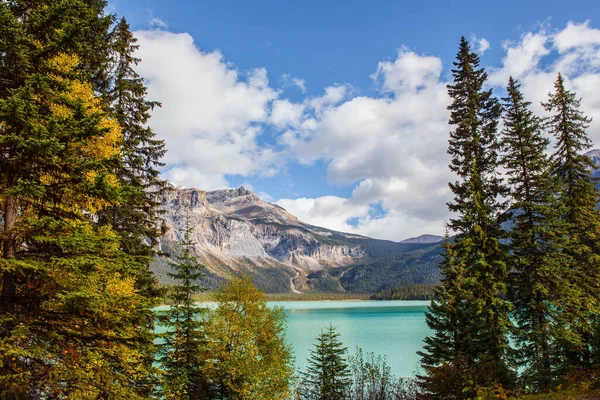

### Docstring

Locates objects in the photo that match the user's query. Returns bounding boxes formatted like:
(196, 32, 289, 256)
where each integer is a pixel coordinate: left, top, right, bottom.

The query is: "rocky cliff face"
(154, 185, 366, 292)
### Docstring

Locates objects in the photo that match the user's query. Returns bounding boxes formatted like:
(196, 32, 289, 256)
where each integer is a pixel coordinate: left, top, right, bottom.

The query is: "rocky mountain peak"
(400, 234, 444, 244)
(586, 149, 600, 168)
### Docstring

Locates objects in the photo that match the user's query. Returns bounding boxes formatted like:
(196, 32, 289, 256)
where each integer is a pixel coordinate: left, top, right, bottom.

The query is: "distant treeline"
(370, 284, 438, 300)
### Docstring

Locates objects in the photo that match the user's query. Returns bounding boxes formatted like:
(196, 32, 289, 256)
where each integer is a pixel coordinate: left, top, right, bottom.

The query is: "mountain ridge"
(151, 149, 599, 293)
(152, 185, 442, 293)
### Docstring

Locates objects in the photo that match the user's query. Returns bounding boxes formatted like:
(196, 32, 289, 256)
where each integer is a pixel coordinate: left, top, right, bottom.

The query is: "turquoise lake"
(275, 300, 431, 378)
(156, 300, 431, 378)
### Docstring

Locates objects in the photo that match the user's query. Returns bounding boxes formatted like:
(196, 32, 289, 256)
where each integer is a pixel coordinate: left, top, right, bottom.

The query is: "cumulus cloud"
(135, 21, 600, 241)
(134, 30, 279, 190)
(276, 196, 371, 234)
(276, 22, 600, 240)
(488, 21, 600, 145)
(276, 49, 453, 239)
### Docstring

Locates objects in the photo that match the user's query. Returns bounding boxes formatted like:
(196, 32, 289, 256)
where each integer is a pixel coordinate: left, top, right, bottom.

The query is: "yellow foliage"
(37, 53, 122, 214)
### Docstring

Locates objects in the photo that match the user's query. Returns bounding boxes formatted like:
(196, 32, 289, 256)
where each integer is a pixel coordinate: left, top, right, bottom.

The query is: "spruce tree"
(301, 324, 351, 400)
(0, 1, 159, 396)
(103, 17, 167, 261)
(418, 235, 472, 399)
(542, 73, 600, 368)
(158, 217, 209, 399)
(501, 77, 573, 390)
(419, 37, 513, 398)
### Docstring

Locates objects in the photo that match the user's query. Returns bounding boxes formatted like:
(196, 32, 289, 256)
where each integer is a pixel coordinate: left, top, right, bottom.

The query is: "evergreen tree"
(419, 37, 513, 398)
(203, 276, 294, 400)
(0, 1, 158, 396)
(501, 77, 573, 390)
(301, 324, 351, 400)
(418, 235, 472, 399)
(542, 73, 600, 368)
(158, 217, 209, 399)
(103, 17, 167, 263)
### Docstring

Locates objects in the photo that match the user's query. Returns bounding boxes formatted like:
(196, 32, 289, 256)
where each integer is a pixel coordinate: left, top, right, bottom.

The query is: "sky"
(108, 0, 600, 241)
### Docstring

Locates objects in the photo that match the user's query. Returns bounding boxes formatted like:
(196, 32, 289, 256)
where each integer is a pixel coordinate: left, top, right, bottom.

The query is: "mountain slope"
(151, 185, 441, 293)
(152, 149, 599, 293)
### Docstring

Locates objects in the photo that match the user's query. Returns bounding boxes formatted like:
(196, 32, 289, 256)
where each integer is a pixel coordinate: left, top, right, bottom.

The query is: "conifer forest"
(1, 1, 599, 399)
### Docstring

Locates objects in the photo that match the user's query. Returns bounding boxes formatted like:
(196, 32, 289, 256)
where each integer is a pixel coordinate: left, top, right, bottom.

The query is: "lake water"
(156, 300, 431, 378)
(275, 300, 431, 378)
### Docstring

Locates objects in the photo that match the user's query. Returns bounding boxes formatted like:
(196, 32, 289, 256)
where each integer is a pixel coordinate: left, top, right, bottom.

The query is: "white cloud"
(282, 73, 307, 93)
(477, 38, 491, 55)
(276, 196, 370, 234)
(277, 49, 452, 239)
(150, 17, 168, 29)
(134, 29, 279, 190)
(488, 31, 550, 85)
(372, 48, 443, 93)
(135, 21, 600, 241)
(554, 21, 600, 53)
(270, 100, 305, 129)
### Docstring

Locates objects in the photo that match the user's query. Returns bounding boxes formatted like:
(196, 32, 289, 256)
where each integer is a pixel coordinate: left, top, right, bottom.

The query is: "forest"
(1, 1, 600, 399)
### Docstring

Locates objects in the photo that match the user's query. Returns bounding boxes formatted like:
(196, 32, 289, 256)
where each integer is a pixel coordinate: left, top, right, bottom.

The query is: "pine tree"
(301, 324, 351, 400)
(418, 235, 473, 399)
(542, 73, 600, 368)
(103, 17, 167, 261)
(501, 77, 573, 390)
(0, 2, 159, 396)
(158, 217, 209, 399)
(419, 37, 513, 398)
(203, 276, 294, 400)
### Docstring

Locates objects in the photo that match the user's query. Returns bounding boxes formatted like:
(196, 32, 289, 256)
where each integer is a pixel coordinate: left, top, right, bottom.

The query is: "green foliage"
(99, 17, 168, 304)
(419, 37, 514, 399)
(301, 324, 351, 400)
(347, 347, 394, 400)
(500, 77, 572, 390)
(158, 217, 209, 399)
(202, 276, 294, 399)
(0, 1, 160, 397)
(370, 284, 438, 300)
(543, 73, 600, 369)
(338, 243, 443, 293)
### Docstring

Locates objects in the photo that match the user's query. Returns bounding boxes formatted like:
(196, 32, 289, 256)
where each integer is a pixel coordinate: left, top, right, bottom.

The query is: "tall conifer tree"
(418, 235, 472, 399)
(0, 1, 158, 396)
(543, 73, 600, 368)
(158, 218, 209, 399)
(104, 17, 167, 259)
(501, 77, 573, 390)
(420, 37, 512, 398)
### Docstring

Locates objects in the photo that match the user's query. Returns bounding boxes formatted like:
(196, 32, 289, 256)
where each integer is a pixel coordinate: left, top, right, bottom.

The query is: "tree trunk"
(1, 194, 17, 312)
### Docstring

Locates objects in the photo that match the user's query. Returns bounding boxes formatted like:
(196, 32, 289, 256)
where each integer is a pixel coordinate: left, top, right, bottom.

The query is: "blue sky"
(109, 0, 600, 240)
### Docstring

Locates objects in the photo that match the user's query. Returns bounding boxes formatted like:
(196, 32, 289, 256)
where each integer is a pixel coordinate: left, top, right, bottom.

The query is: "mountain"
(151, 185, 442, 293)
(400, 234, 444, 244)
(152, 150, 600, 293)
(588, 149, 600, 180)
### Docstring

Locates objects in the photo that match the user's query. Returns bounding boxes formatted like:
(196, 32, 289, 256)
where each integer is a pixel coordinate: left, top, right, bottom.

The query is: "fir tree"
(301, 324, 351, 400)
(158, 217, 209, 399)
(420, 37, 513, 398)
(542, 73, 600, 368)
(501, 77, 573, 390)
(0, 1, 158, 396)
(103, 17, 167, 261)
(418, 235, 472, 399)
